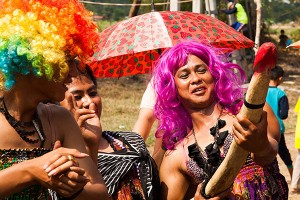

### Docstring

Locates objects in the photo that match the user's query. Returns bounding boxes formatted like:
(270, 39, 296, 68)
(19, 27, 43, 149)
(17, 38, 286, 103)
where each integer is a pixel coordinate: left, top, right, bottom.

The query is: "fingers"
(70, 166, 86, 176)
(51, 174, 74, 192)
(51, 172, 88, 197)
(232, 115, 256, 142)
(53, 140, 62, 150)
(76, 109, 96, 127)
(65, 92, 78, 112)
(43, 149, 89, 176)
(89, 102, 97, 112)
(67, 167, 90, 182)
(256, 111, 268, 131)
(234, 114, 253, 130)
(45, 155, 77, 177)
(193, 184, 203, 200)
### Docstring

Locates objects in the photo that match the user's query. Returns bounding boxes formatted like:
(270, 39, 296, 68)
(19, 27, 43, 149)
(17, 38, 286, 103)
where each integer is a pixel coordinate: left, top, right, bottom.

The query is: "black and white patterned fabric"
(97, 131, 160, 200)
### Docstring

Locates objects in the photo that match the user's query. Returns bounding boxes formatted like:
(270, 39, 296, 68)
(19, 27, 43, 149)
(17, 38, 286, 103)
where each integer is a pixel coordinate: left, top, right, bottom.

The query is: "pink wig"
(153, 41, 246, 150)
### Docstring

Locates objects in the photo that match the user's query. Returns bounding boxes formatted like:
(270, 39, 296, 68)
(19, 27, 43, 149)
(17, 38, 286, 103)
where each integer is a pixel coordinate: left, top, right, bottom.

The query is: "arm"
(160, 149, 190, 200)
(132, 107, 156, 140)
(133, 82, 156, 140)
(278, 95, 289, 119)
(251, 103, 280, 165)
(232, 103, 280, 166)
(152, 137, 165, 169)
(51, 105, 108, 200)
(0, 145, 89, 197)
(221, 7, 237, 14)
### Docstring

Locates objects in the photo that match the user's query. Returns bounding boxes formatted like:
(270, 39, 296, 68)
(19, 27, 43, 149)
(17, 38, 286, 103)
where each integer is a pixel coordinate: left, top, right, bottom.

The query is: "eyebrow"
(69, 85, 98, 94)
(193, 64, 207, 68)
(180, 63, 207, 70)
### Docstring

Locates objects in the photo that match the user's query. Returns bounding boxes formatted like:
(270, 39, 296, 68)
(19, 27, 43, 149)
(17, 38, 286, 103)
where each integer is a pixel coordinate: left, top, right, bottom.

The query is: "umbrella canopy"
(89, 11, 254, 78)
(287, 40, 300, 49)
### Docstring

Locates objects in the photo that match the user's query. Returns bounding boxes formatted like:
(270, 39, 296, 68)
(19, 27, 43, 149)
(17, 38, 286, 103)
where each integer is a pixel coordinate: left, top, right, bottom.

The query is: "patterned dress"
(97, 131, 160, 200)
(186, 134, 289, 200)
(0, 149, 57, 200)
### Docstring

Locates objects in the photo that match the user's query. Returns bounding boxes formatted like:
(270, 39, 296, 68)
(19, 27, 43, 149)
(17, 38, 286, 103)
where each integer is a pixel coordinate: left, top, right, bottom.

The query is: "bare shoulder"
(39, 103, 77, 125)
(160, 138, 193, 199)
(39, 103, 71, 118)
(37, 103, 78, 134)
(161, 139, 189, 173)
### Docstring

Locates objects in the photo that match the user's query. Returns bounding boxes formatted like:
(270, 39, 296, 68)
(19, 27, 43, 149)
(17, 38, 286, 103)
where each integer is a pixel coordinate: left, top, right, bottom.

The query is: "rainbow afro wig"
(0, 0, 100, 90)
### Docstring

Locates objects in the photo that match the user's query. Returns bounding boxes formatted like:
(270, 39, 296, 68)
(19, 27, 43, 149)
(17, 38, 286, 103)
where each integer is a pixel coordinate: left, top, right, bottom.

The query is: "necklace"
(189, 108, 229, 174)
(189, 108, 229, 199)
(0, 99, 45, 146)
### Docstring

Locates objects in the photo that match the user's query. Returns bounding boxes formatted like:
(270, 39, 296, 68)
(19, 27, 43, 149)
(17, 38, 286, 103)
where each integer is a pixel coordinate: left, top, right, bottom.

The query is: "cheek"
(93, 97, 102, 110)
(175, 78, 188, 90)
(176, 82, 190, 97)
(92, 96, 101, 106)
(96, 98, 102, 117)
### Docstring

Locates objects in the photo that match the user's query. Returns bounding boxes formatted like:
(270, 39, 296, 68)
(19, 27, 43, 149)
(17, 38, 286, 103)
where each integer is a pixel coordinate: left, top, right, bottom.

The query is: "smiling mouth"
(192, 87, 205, 94)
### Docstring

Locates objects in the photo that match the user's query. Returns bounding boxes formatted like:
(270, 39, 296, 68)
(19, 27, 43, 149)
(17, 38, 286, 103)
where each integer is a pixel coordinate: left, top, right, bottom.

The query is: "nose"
(82, 95, 93, 108)
(191, 72, 201, 85)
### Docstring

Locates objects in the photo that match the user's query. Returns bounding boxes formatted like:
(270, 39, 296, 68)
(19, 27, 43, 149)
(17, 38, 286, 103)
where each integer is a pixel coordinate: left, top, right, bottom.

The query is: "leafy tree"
(84, 0, 131, 21)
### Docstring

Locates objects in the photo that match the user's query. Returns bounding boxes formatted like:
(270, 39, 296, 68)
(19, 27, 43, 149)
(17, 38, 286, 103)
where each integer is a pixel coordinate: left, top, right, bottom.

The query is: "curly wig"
(153, 40, 246, 150)
(0, 0, 99, 89)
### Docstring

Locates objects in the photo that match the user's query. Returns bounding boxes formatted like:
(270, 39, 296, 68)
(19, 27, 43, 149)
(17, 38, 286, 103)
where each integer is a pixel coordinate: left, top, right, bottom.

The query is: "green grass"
(97, 74, 156, 147)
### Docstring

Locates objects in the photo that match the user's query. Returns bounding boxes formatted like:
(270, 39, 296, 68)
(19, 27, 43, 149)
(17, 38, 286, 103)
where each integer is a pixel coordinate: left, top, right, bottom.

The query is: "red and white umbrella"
(89, 11, 254, 78)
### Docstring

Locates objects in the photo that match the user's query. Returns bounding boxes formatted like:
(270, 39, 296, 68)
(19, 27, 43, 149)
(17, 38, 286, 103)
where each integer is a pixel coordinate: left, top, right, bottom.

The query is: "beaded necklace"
(0, 98, 45, 146)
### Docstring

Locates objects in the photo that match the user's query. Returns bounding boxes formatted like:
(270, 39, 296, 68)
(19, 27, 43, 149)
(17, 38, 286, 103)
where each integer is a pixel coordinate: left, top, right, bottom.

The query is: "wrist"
(61, 188, 84, 200)
(251, 144, 275, 165)
(23, 159, 40, 185)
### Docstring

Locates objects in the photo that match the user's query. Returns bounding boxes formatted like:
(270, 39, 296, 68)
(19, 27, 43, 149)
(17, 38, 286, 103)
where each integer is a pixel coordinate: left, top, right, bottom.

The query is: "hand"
(46, 141, 90, 197)
(194, 183, 231, 199)
(50, 166, 89, 197)
(65, 93, 102, 145)
(232, 111, 269, 155)
(29, 142, 89, 193)
(43, 141, 89, 177)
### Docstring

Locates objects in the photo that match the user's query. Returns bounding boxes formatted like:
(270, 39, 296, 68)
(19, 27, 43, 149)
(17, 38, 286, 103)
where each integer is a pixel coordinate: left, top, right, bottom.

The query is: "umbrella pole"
(151, 0, 156, 11)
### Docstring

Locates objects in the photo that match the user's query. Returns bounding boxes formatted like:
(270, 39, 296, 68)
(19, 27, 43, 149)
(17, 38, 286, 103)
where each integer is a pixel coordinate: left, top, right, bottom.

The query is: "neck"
(190, 102, 223, 131)
(269, 80, 278, 87)
(3, 88, 40, 122)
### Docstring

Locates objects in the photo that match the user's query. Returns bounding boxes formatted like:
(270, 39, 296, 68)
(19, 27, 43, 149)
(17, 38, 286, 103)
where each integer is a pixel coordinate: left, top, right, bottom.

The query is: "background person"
(153, 40, 288, 199)
(133, 82, 156, 141)
(221, 0, 248, 33)
(0, 0, 108, 199)
(279, 29, 289, 48)
(132, 80, 166, 168)
(291, 97, 300, 193)
(60, 63, 161, 199)
(266, 65, 293, 179)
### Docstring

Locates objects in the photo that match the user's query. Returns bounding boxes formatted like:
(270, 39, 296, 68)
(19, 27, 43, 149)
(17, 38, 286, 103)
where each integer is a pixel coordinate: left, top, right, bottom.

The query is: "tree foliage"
(261, 0, 300, 23)
(84, 0, 299, 24)
(84, 0, 131, 21)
